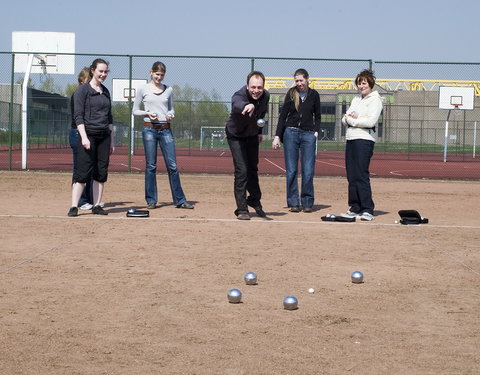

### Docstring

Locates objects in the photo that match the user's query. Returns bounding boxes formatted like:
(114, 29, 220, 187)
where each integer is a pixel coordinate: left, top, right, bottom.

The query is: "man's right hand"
(242, 104, 255, 116)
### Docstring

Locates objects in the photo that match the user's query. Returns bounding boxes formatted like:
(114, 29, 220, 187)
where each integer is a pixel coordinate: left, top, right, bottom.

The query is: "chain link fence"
(1, 52, 479, 174)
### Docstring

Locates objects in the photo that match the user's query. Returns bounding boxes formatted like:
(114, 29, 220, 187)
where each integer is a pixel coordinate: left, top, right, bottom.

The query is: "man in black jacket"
(226, 71, 270, 220)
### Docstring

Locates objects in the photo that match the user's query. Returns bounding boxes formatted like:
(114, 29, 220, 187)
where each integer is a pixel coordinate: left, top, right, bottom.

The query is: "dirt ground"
(0, 171, 479, 374)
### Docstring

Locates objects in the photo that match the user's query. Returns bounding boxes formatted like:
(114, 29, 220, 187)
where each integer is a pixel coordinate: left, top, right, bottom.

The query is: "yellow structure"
(265, 77, 480, 96)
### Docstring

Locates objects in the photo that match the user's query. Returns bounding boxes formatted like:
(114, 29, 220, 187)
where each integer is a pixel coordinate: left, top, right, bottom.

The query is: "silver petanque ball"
(244, 272, 257, 285)
(351, 271, 364, 284)
(257, 118, 266, 127)
(227, 288, 242, 303)
(283, 296, 298, 310)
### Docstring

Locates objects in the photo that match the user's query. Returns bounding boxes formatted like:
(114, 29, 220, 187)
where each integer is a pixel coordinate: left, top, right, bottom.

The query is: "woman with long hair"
(272, 68, 321, 213)
(68, 58, 113, 217)
(133, 61, 193, 210)
(69, 67, 93, 210)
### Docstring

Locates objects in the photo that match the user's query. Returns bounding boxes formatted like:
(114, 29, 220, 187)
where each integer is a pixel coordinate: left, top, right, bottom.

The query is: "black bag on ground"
(321, 215, 355, 222)
(398, 210, 428, 225)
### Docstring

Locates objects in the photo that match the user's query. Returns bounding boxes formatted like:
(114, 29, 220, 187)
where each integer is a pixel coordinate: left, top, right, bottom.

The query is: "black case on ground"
(126, 210, 150, 218)
(321, 215, 355, 222)
(398, 210, 428, 225)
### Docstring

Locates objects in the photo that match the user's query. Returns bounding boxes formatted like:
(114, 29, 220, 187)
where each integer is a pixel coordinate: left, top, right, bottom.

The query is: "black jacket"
(74, 83, 113, 135)
(225, 85, 270, 138)
(275, 88, 321, 141)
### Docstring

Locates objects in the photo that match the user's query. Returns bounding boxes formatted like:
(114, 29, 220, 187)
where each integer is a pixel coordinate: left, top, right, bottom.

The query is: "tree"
(64, 83, 79, 98)
(38, 76, 62, 94)
(16, 77, 34, 88)
(172, 84, 229, 138)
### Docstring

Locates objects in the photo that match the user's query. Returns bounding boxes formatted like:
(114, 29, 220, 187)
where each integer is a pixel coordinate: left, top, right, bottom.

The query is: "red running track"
(1, 147, 479, 179)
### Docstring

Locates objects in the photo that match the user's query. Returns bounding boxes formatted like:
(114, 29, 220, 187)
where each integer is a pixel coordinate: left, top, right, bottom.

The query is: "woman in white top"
(133, 61, 193, 210)
(340, 69, 383, 221)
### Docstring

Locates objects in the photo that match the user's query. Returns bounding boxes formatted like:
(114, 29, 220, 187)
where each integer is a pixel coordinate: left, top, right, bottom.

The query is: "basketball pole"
(21, 54, 47, 169)
(473, 121, 477, 159)
(21, 54, 45, 169)
(443, 110, 451, 163)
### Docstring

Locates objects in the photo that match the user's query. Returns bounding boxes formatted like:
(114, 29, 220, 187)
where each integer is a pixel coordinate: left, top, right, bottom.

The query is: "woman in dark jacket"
(68, 58, 114, 217)
(272, 68, 321, 212)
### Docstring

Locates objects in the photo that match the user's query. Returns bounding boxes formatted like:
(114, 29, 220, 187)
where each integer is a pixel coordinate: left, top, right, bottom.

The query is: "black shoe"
(303, 207, 313, 213)
(68, 207, 78, 217)
(147, 202, 156, 209)
(176, 202, 194, 209)
(237, 213, 250, 220)
(253, 207, 266, 217)
(92, 205, 108, 215)
(289, 206, 302, 213)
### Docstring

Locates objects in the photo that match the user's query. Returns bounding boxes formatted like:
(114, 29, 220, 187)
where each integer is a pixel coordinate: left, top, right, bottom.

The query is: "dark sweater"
(73, 83, 113, 135)
(225, 85, 270, 138)
(275, 88, 321, 141)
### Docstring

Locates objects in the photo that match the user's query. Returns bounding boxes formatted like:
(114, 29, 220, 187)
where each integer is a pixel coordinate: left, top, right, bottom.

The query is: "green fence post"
(128, 55, 133, 172)
(8, 53, 15, 170)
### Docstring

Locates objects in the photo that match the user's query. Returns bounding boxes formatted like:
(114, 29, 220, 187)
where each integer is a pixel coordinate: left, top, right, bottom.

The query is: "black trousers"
(345, 139, 375, 214)
(73, 132, 111, 184)
(227, 133, 262, 215)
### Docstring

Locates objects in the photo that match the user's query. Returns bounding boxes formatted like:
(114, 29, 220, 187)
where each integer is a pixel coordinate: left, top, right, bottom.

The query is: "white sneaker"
(359, 212, 374, 221)
(340, 210, 360, 219)
(99, 202, 105, 208)
(79, 203, 93, 210)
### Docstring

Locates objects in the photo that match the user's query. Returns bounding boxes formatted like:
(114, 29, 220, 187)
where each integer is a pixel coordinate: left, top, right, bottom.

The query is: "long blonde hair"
(289, 68, 309, 111)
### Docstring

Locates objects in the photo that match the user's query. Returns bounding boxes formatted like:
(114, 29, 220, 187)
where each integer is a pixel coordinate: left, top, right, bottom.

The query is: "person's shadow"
(258, 204, 332, 220)
(101, 201, 134, 214)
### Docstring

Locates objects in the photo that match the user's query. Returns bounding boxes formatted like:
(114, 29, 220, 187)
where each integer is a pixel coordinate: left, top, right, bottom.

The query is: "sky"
(1, 0, 479, 62)
(1, 0, 479, 101)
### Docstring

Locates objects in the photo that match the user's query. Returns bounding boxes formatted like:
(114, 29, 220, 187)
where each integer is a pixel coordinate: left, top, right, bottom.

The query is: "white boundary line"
(2, 213, 480, 230)
(0, 222, 99, 275)
(316, 160, 345, 169)
(416, 231, 480, 277)
(2, 215, 479, 277)
(264, 158, 286, 172)
(119, 163, 141, 171)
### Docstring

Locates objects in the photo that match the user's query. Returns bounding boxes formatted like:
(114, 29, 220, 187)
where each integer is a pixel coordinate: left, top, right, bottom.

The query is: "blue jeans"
(142, 126, 186, 206)
(283, 127, 316, 208)
(69, 128, 92, 206)
(345, 139, 375, 214)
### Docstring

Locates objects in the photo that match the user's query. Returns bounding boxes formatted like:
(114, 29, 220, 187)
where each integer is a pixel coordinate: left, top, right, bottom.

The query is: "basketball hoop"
(35, 55, 48, 83)
(438, 86, 474, 163)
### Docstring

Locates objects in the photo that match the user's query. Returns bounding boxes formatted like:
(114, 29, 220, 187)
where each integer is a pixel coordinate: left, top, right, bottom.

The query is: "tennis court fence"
(1, 53, 480, 173)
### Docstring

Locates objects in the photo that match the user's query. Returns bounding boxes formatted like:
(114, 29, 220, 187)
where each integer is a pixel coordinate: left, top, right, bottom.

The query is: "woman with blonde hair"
(272, 68, 321, 213)
(69, 67, 93, 210)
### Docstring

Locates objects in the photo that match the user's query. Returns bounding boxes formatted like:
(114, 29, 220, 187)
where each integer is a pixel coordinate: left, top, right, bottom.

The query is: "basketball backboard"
(12, 31, 75, 74)
(438, 86, 474, 110)
(112, 79, 148, 102)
